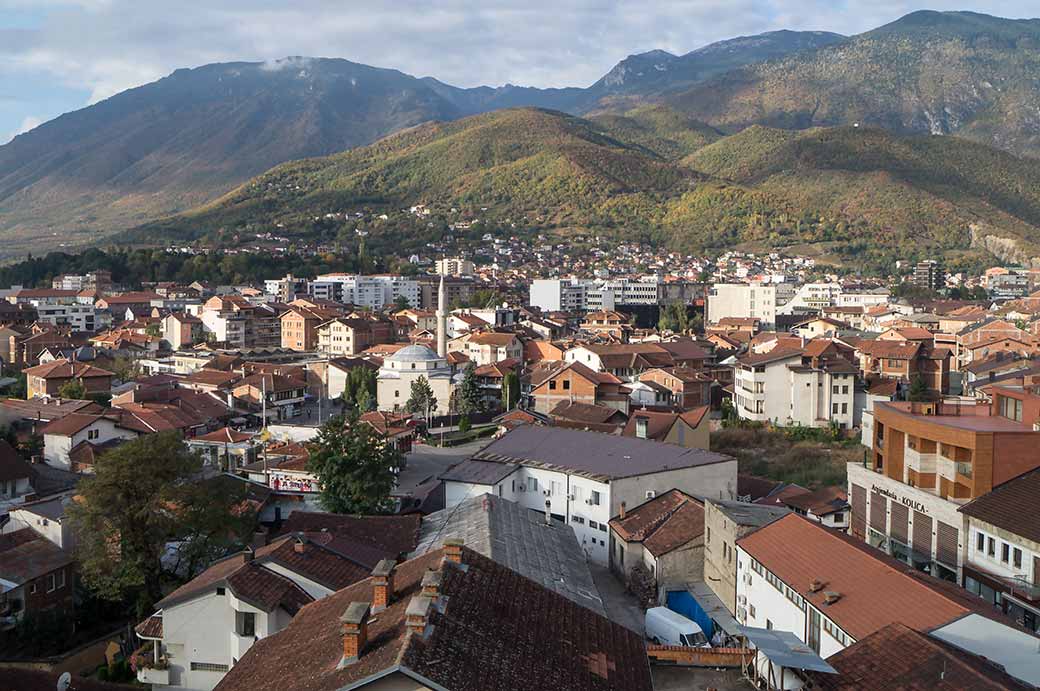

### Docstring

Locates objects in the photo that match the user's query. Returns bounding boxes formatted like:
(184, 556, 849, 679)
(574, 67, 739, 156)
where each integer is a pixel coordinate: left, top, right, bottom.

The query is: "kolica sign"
(871, 483, 928, 514)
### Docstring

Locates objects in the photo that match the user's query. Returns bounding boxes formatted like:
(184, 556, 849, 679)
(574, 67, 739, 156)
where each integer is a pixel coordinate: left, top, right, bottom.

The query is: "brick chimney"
(443, 538, 463, 564)
(371, 559, 395, 613)
(405, 595, 432, 636)
(619, 502, 626, 520)
(293, 537, 306, 554)
(421, 570, 442, 598)
(338, 601, 370, 667)
(242, 547, 254, 563)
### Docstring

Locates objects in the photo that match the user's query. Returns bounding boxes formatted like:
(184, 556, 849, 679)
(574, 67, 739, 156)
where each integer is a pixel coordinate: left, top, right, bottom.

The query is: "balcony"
(132, 642, 169, 685)
(904, 446, 937, 475)
(1005, 574, 1040, 603)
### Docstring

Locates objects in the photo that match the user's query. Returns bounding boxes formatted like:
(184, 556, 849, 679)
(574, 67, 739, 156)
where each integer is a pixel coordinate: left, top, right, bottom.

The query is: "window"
(549, 380, 557, 390)
(58, 570, 65, 589)
(527, 477, 538, 493)
(46, 574, 55, 593)
(191, 662, 229, 673)
(599, 523, 607, 533)
(29, 582, 37, 594)
(749, 604, 756, 618)
(987, 537, 995, 557)
(87, 429, 99, 440)
(217, 587, 226, 596)
(572, 516, 585, 525)
(562, 379, 571, 390)
(977, 533, 985, 552)
(589, 520, 599, 530)
(1013, 548, 1023, 569)
(236, 611, 256, 637)
(841, 403, 848, 414)
(832, 403, 838, 415)
(766, 619, 773, 630)
(832, 385, 839, 394)
(590, 490, 601, 506)
(842, 385, 849, 394)
(1001, 543, 1010, 564)
(706, 526, 711, 543)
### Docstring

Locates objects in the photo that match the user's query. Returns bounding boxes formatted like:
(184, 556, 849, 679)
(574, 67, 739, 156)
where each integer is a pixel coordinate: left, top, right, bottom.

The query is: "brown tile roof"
(804, 623, 1033, 690)
(194, 427, 254, 443)
(960, 466, 1040, 544)
(183, 369, 241, 387)
(23, 358, 113, 379)
(0, 529, 74, 585)
(857, 340, 920, 359)
(0, 439, 31, 482)
(275, 512, 422, 562)
(465, 332, 518, 346)
(38, 412, 107, 437)
(610, 489, 704, 557)
(736, 347, 804, 367)
(135, 613, 163, 639)
(226, 559, 314, 614)
(67, 438, 126, 467)
(737, 474, 785, 501)
(551, 401, 625, 425)
(213, 546, 653, 691)
(737, 514, 971, 639)
(782, 486, 849, 516)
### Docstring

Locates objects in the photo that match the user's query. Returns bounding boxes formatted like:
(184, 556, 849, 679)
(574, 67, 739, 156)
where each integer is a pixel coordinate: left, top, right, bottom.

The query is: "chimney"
(619, 502, 627, 520)
(405, 595, 433, 636)
(242, 547, 254, 562)
(823, 591, 842, 605)
(338, 601, 370, 667)
(635, 417, 648, 439)
(421, 570, 442, 598)
(371, 559, 395, 613)
(544, 499, 552, 526)
(294, 537, 306, 554)
(808, 579, 824, 593)
(443, 538, 463, 564)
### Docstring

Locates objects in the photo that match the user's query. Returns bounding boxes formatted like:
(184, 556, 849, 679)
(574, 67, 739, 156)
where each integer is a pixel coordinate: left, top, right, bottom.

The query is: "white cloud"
(5, 114, 42, 143)
(1, 0, 1038, 117)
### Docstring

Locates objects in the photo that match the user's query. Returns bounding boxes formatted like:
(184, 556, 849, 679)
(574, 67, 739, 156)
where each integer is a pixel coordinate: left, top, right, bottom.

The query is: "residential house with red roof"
(211, 542, 653, 691)
(38, 412, 139, 470)
(447, 330, 522, 366)
(622, 407, 710, 449)
(526, 360, 631, 415)
(23, 358, 113, 399)
(135, 526, 418, 691)
(736, 514, 1038, 684)
(608, 489, 704, 601)
(0, 527, 75, 633)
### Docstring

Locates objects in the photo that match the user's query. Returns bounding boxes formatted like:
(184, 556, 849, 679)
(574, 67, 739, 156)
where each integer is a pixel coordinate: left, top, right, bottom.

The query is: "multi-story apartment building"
(280, 306, 343, 352)
(316, 317, 393, 357)
(529, 279, 587, 312)
(707, 283, 777, 328)
(8, 289, 105, 332)
(913, 260, 945, 291)
(435, 257, 475, 277)
(310, 274, 420, 309)
(852, 392, 1040, 583)
(959, 467, 1040, 633)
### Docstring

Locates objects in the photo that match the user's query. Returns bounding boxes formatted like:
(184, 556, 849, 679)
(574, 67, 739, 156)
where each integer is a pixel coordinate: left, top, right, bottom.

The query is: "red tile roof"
(610, 489, 704, 557)
(737, 514, 971, 639)
(805, 623, 1032, 690)
(959, 466, 1040, 544)
(23, 358, 113, 379)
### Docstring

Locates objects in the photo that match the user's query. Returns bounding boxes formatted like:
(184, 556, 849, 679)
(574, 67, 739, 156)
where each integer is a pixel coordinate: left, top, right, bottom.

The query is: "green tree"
(67, 432, 249, 616)
(455, 364, 485, 415)
(169, 477, 257, 579)
(393, 294, 411, 311)
(356, 386, 374, 412)
(58, 379, 88, 400)
(110, 356, 139, 383)
(405, 376, 437, 421)
(306, 413, 403, 514)
(908, 374, 929, 402)
(145, 323, 162, 338)
(502, 371, 520, 410)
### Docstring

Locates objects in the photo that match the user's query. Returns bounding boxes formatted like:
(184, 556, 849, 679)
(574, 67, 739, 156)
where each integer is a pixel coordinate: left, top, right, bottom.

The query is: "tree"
(58, 379, 87, 400)
(110, 356, 139, 383)
(340, 367, 376, 411)
(502, 371, 520, 410)
(455, 364, 485, 415)
(356, 387, 374, 413)
(145, 323, 162, 338)
(393, 294, 411, 311)
(405, 376, 437, 421)
(67, 432, 251, 616)
(168, 477, 257, 579)
(908, 374, 929, 402)
(306, 413, 403, 514)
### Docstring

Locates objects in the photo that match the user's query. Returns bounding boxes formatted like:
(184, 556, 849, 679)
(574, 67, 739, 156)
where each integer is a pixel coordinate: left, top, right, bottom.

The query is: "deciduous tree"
(306, 413, 403, 514)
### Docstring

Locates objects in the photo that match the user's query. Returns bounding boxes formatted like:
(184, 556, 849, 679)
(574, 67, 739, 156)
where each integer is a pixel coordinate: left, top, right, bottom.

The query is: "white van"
(644, 607, 711, 648)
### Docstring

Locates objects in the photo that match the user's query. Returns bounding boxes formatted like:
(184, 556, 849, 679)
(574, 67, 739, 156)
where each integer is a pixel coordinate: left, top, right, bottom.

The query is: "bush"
(458, 416, 471, 434)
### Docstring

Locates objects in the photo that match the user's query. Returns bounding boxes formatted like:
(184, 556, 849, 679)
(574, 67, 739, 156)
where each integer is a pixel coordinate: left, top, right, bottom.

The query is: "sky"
(1, 1, 1037, 144)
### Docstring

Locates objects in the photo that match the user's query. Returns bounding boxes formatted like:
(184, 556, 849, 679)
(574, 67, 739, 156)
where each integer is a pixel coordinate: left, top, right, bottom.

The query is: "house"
(280, 306, 343, 352)
(321, 357, 379, 400)
(211, 542, 654, 691)
(38, 413, 139, 470)
(565, 341, 706, 380)
(162, 312, 203, 350)
(0, 528, 75, 632)
(780, 486, 850, 531)
(186, 427, 256, 470)
(2, 495, 76, 549)
(638, 367, 712, 409)
(702, 498, 790, 613)
(609, 489, 704, 601)
(438, 425, 736, 564)
(23, 358, 114, 399)
(622, 407, 710, 449)
(0, 440, 34, 512)
(804, 622, 1035, 690)
(135, 529, 414, 690)
(526, 360, 630, 415)
(736, 513, 1038, 684)
(447, 331, 522, 366)
(231, 373, 307, 422)
(580, 309, 632, 340)
(959, 467, 1040, 633)
(412, 493, 604, 614)
(549, 400, 628, 433)
(472, 358, 518, 409)
(358, 411, 417, 453)
(316, 317, 393, 357)
(791, 316, 848, 339)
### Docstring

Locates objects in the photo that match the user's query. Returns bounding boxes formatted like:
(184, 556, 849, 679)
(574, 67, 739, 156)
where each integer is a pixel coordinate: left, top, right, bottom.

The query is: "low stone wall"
(0, 627, 125, 677)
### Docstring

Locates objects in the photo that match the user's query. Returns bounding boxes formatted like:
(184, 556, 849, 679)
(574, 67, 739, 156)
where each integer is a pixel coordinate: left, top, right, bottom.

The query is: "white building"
(376, 344, 456, 413)
(39, 413, 139, 470)
(439, 426, 736, 565)
(435, 257, 475, 277)
(732, 347, 858, 429)
(135, 534, 373, 691)
(735, 512, 1039, 684)
(776, 282, 842, 315)
(311, 274, 420, 309)
(707, 283, 777, 328)
(529, 279, 587, 312)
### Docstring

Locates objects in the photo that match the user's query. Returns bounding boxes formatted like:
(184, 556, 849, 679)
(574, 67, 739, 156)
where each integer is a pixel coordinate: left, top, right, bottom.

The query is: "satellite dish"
(57, 672, 72, 691)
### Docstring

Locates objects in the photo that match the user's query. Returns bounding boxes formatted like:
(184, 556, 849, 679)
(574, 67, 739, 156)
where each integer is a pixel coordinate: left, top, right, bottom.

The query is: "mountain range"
(2, 10, 1040, 264)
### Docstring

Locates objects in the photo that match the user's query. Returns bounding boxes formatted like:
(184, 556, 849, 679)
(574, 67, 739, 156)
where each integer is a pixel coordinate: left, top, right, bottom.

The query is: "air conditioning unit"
(585, 499, 593, 505)
(543, 489, 551, 497)
(568, 494, 576, 501)
(645, 490, 656, 499)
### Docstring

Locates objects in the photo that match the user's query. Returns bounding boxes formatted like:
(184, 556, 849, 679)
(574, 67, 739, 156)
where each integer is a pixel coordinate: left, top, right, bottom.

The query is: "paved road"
(396, 439, 493, 494)
(588, 563, 645, 635)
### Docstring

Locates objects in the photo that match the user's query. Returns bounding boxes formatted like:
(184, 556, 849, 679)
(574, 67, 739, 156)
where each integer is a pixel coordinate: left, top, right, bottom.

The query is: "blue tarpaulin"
(666, 590, 714, 639)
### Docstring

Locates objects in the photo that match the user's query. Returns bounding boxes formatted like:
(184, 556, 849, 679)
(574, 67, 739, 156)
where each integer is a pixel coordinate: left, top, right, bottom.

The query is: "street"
(396, 438, 493, 495)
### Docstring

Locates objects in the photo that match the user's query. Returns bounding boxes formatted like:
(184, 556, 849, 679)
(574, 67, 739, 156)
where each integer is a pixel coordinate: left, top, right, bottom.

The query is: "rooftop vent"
(808, 579, 825, 593)
(823, 591, 842, 605)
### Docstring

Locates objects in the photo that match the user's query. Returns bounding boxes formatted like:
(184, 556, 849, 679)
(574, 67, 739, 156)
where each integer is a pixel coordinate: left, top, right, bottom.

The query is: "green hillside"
(123, 107, 1040, 271)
